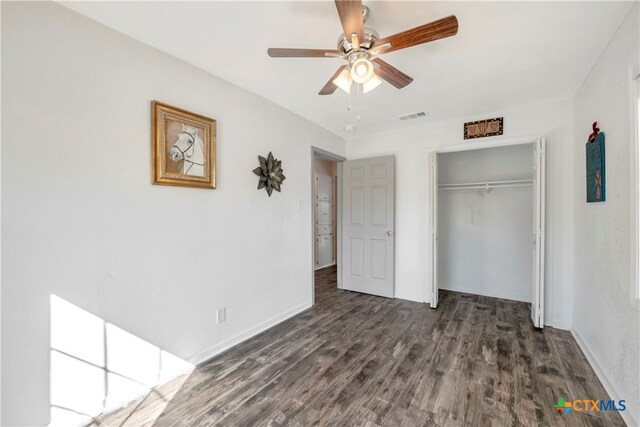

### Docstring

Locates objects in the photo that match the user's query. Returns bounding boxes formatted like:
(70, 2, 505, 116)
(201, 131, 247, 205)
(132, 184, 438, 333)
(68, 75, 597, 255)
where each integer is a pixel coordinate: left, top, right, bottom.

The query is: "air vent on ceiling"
(398, 111, 428, 121)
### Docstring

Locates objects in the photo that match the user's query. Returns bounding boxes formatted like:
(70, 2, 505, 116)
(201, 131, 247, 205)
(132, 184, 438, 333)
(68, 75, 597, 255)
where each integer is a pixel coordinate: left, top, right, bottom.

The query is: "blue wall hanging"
(586, 121, 605, 203)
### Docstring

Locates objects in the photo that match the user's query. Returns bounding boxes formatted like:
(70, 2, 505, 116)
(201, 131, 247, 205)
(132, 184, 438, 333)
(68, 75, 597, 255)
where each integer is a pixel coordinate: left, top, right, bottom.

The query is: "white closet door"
(315, 172, 335, 268)
(532, 137, 546, 328)
(316, 234, 333, 267)
(429, 152, 439, 308)
(316, 174, 333, 201)
(316, 200, 332, 226)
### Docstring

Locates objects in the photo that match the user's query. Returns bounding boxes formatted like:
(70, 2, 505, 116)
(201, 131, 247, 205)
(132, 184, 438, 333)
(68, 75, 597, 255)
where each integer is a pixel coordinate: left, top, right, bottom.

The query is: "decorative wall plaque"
(253, 152, 286, 197)
(464, 117, 503, 139)
(586, 122, 605, 203)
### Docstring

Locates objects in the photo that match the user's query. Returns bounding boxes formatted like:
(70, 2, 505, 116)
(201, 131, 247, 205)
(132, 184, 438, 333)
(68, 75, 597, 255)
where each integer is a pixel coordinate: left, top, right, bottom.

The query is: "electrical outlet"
(216, 307, 226, 324)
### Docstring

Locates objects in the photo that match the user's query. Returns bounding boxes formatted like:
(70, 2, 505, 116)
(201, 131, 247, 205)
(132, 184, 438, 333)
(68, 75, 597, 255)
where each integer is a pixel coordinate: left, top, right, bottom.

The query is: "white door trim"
(429, 151, 438, 308)
(425, 134, 548, 314)
(532, 137, 546, 328)
(427, 133, 545, 155)
(311, 147, 346, 304)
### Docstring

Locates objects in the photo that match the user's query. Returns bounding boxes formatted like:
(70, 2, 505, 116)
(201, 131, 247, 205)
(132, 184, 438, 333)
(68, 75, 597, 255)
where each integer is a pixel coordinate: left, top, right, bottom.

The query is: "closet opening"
(428, 138, 546, 328)
(311, 148, 345, 304)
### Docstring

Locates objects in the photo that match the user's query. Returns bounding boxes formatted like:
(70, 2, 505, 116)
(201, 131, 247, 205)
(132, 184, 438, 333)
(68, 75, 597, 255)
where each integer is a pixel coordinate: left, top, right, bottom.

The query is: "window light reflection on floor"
(49, 295, 194, 426)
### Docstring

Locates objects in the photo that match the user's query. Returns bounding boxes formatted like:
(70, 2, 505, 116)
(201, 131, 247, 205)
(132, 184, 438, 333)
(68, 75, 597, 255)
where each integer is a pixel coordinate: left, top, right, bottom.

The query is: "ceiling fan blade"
(335, 0, 364, 43)
(372, 59, 413, 89)
(374, 15, 458, 54)
(368, 42, 392, 57)
(268, 48, 342, 58)
(319, 65, 347, 95)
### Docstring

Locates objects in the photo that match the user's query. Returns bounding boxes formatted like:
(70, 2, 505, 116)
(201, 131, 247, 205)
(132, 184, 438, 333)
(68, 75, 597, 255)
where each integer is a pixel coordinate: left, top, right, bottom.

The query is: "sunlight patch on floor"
(49, 295, 194, 426)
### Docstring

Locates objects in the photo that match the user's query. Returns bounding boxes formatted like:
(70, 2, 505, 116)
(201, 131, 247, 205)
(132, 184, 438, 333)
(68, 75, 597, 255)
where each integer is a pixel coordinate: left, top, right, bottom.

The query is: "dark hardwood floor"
(90, 266, 624, 426)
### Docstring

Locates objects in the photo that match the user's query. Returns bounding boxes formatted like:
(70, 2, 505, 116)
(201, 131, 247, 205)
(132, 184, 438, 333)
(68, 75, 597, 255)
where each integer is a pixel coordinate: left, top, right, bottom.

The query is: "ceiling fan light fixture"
(362, 75, 382, 93)
(355, 62, 368, 76)
(350, 57, 374, 83)
(332, 68, 352, 93)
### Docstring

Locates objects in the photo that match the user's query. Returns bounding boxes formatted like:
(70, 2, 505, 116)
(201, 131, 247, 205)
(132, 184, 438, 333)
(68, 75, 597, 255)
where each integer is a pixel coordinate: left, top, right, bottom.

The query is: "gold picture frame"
(151, 101, 216, 189)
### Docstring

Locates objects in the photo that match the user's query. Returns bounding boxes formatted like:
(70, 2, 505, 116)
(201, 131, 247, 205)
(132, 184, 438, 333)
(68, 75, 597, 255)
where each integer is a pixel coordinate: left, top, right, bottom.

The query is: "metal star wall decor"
(253, 152, 286, 197)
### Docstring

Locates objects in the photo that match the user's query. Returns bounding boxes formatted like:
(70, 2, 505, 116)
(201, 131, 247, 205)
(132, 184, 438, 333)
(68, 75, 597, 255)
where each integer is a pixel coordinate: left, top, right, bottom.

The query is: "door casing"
(311, 147, 346, 305)
(426, 135, 548, 327)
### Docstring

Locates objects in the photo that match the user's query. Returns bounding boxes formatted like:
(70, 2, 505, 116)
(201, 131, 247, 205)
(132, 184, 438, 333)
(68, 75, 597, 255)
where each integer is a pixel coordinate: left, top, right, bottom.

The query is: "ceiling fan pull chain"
(357, 83, 361, 123)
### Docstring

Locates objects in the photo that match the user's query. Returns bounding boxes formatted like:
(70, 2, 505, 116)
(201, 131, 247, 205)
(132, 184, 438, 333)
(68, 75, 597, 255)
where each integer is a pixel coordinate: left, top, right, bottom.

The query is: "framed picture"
(464, 117, 503, 139)
(151, 101, 216, 189)
(586, 132, 605, 202)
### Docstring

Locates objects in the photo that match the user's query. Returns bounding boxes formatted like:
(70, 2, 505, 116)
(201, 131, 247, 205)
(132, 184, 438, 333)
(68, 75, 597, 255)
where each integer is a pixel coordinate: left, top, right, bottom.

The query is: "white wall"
(346, 99, 575, 329)
(572, 4, 640, 426)
(0, 2, 344, 425)
(437, 144, 534, 302)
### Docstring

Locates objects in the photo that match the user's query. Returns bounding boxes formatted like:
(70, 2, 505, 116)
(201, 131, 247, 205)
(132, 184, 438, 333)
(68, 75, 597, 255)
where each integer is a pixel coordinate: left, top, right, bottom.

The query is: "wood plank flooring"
(90, 266, 624, 426)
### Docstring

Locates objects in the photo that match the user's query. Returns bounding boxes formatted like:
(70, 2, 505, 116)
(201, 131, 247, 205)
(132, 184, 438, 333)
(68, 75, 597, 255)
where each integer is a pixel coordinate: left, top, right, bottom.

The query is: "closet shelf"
(438, 179, 533, 191)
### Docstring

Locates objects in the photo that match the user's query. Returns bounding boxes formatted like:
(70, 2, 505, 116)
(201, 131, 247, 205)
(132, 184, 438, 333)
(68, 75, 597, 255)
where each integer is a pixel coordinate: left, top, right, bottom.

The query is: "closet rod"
(438, 179, 533, 191)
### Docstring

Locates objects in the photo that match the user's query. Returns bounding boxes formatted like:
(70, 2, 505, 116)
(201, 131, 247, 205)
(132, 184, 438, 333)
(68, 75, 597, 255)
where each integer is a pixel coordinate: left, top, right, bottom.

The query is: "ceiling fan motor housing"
(337, 27, 379, 55)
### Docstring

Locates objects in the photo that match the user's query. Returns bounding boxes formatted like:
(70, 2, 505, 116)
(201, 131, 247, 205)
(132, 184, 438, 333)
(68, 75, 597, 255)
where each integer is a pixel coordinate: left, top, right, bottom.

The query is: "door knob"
(386, 231, 393, 237)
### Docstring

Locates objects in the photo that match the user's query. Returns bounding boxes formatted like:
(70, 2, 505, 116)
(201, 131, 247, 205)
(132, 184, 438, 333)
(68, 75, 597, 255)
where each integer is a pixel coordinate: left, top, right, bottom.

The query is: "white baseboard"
(189, 301, 313, 365)
(571, 328, 637, 427)
(314, 262, 336, 271)
(546, 320, 572, 330)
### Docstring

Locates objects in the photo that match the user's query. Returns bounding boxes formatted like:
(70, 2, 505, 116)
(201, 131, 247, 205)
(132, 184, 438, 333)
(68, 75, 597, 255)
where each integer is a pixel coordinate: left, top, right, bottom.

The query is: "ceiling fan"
(267, 0, 458, 95)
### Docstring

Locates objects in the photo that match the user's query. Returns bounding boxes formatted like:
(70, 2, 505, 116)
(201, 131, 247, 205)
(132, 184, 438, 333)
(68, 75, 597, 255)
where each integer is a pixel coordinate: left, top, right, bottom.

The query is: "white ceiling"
(61, 1, 633, 138)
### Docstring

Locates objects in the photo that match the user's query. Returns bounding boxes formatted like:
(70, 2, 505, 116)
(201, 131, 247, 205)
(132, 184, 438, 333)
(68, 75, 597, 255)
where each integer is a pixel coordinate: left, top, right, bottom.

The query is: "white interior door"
(532, 137, 546, 328)
(341, 156, 395, 298)
(429, 152, 439, 308)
